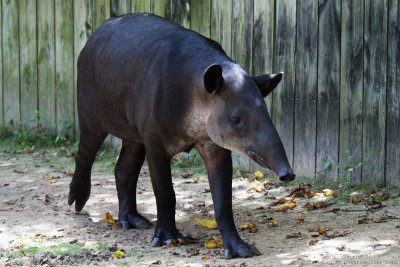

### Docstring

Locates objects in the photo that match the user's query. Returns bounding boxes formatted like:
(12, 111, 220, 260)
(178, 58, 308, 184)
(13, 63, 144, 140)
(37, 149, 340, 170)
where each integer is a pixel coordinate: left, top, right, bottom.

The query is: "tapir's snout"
(278, 170, 296, 183)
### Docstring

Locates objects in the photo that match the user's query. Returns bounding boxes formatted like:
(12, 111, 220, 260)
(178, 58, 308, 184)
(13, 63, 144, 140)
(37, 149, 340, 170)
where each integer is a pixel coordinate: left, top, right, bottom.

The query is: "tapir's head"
(203, 63, 295, 182)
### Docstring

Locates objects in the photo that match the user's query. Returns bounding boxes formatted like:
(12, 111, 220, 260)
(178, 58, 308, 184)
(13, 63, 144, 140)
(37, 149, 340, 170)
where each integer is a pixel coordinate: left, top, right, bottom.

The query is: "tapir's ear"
(252, 72, 283, 97)
(204, 64, 224, 94)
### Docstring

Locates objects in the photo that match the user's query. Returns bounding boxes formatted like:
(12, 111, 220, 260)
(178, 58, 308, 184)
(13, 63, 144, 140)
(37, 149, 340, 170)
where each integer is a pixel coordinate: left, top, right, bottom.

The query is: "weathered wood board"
(272, 0, 296, 167)
(386, 0, 399, 186)
(316, 0, 341, 179)
(363, 0, 387, 182)
(293, 0, 318, 178)
(2, 0, 20, 124)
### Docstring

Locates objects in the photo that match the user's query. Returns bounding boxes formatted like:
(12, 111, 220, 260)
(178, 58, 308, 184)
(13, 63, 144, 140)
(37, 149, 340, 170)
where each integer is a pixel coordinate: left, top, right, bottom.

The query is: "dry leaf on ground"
(205, 235, 223, 248)
(194, 216, 217, 229)
(102, 212, 121, 229)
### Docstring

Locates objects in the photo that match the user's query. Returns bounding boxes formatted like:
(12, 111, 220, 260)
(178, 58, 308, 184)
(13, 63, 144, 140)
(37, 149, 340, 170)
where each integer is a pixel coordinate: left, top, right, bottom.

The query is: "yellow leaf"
(240, 222, 256, 230)
(194, 216, 217, 229)
(102, 212, 121, 229)
(254, 170, 264, 179)
(50, 180, 57, 184)
(202, 255, 211, 260)
(44, 175, 54, 180)
(19, 237, 30, 246)
(168, 239, 184, 247)
(296, 217, 305, 223)
(318, 227, 326, 234)
(323, 189, 337, 196)
(205, 235, 222, 248)
(112, 250, 125, 259)
(269, 220, 278, 226)
(251, 185, 265, 192)
(303, 202, 313, 209)
(315, 193, 324, 197)
(192, 176, 200, 182)
(276, 200, 297, 211)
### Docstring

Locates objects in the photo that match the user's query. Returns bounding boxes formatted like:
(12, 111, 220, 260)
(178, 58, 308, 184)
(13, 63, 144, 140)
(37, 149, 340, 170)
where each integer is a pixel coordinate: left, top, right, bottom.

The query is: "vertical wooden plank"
(190, 0, 210, 37)
(2, 0, 20, 125)
(253, 0, 274, 115)
(93, 0, 111, 30)
(316, 0, 341, 179)
(340, 0, 364, 183)
(273, 0, 296, 167)
(133, 0, 151, 13)
(363, 0, 387, 183)
(151, 0, 165, 17)
(55, 0, 74, 135)
(74, 0, 92, 139)
(293, 0, 318, 178)
(210, 0, 232, 56)
(0, 0, 3, 123)
(37, 0, 56, 128)
(111, 0, 130, 16)
(170, 0, 190, 29)
(232, 0, 253, 73)
(19, 0, 38, 128)
(387, 0, 400, 186)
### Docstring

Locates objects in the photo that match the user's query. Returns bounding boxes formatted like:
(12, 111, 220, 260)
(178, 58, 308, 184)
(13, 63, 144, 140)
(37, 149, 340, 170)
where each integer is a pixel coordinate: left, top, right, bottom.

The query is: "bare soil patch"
(0, 150, 399, 266)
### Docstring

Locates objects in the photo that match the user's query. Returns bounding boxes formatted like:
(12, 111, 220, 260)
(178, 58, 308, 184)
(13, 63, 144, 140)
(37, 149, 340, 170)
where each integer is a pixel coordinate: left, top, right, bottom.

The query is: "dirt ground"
(0, 149, 399, 267)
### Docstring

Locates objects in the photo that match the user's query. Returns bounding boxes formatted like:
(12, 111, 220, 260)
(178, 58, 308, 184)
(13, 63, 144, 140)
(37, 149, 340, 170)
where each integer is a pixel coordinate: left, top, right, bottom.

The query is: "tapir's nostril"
(279, 172, 296, 182)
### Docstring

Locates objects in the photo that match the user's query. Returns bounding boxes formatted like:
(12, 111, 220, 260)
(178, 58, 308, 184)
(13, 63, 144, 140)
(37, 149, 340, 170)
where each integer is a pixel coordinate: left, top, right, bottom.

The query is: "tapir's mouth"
(247, 151, 270, 169)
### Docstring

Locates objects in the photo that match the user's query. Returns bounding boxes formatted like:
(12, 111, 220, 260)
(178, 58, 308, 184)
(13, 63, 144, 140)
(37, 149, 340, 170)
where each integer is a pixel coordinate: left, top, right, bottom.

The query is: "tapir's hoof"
(151, 228, 187, 247)
(67, 191, 89, 212)
(224, 243, 261, 259)
(119, 214, 153, 230)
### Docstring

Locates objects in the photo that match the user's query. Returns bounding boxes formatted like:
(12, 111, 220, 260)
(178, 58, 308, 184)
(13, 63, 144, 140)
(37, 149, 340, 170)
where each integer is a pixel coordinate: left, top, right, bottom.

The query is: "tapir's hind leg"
(68, 119, 108, 212)
(115, 140, 152, 229)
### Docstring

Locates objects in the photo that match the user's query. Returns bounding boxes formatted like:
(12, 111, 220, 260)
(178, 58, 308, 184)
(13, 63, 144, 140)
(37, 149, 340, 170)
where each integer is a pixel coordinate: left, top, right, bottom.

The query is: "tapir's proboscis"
(68, 13, 295, 258)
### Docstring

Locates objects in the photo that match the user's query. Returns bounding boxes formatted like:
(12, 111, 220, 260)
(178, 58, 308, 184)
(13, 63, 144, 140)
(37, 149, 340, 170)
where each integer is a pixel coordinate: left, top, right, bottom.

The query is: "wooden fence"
(0, 0, 399, 185)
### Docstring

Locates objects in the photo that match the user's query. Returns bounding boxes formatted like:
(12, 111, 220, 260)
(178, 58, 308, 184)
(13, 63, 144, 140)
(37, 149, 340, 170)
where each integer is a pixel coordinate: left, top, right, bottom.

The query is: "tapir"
(68, 13, 295, 258)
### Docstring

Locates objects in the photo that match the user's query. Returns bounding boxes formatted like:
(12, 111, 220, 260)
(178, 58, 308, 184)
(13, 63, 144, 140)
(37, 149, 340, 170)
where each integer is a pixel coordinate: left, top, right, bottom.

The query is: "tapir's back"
(77, 13, 228, 142)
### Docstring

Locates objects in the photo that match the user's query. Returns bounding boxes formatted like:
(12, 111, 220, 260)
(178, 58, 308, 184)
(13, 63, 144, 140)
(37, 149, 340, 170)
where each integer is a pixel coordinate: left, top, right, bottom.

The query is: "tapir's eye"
(231, 116, 241, 125)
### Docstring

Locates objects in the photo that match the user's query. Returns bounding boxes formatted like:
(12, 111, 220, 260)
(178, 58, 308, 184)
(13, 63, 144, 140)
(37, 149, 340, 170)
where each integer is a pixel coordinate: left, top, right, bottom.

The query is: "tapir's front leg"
(197, 143, 261, 258)
(145, 146, 186, 247)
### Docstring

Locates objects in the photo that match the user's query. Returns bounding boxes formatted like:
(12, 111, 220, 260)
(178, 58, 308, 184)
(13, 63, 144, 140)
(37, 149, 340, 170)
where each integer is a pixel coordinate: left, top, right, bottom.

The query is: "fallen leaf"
(308, 227, 319, 232)
(112, 250, 125, 259)
(151, 260, 161, 265)
(102, 212, 121, 229)
(292, 191, 305, 198)
(286, 232, 302, 239)
(194, 216, 217, 229)
(202, 255, 211, 260)
(43, 175, 54, 180)
(57, 228, 64, 232)
(325, 208, 341, 213)
(311, 233, 319, 237)
(50, 180, 57, 184)
(19, 237, 30, 246)
(272, 198, 288, 206)
(358, 217, 372, 224)
(323, 189, 337, 197)
(303, 202, 313, 209)
(20, 250, 27, 256)
(254, 170, 264, 179)
(205, 235, 223, 248)
(276, 200, 297, 211)
(254, 212, 267, 218)
(65, 171, 74, 176)
(180, 171, 193, 178)
(309, 240, 318, 246)
(192, 176, 200, 182)
(269, 220, 278, 226)
(296, 217, 305, 224)
(337, 246, 345, 251)
(168, 239, 184, 247)
(315, 193, 324, 197)
(351, 197, 361, 203)
(240, 222, 256, 231)
(318, 227, 326, 234)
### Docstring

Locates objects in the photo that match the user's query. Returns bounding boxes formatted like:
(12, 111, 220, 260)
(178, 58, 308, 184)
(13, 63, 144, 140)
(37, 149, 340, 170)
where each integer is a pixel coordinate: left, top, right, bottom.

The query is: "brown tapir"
(68, 13, 295, 258)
